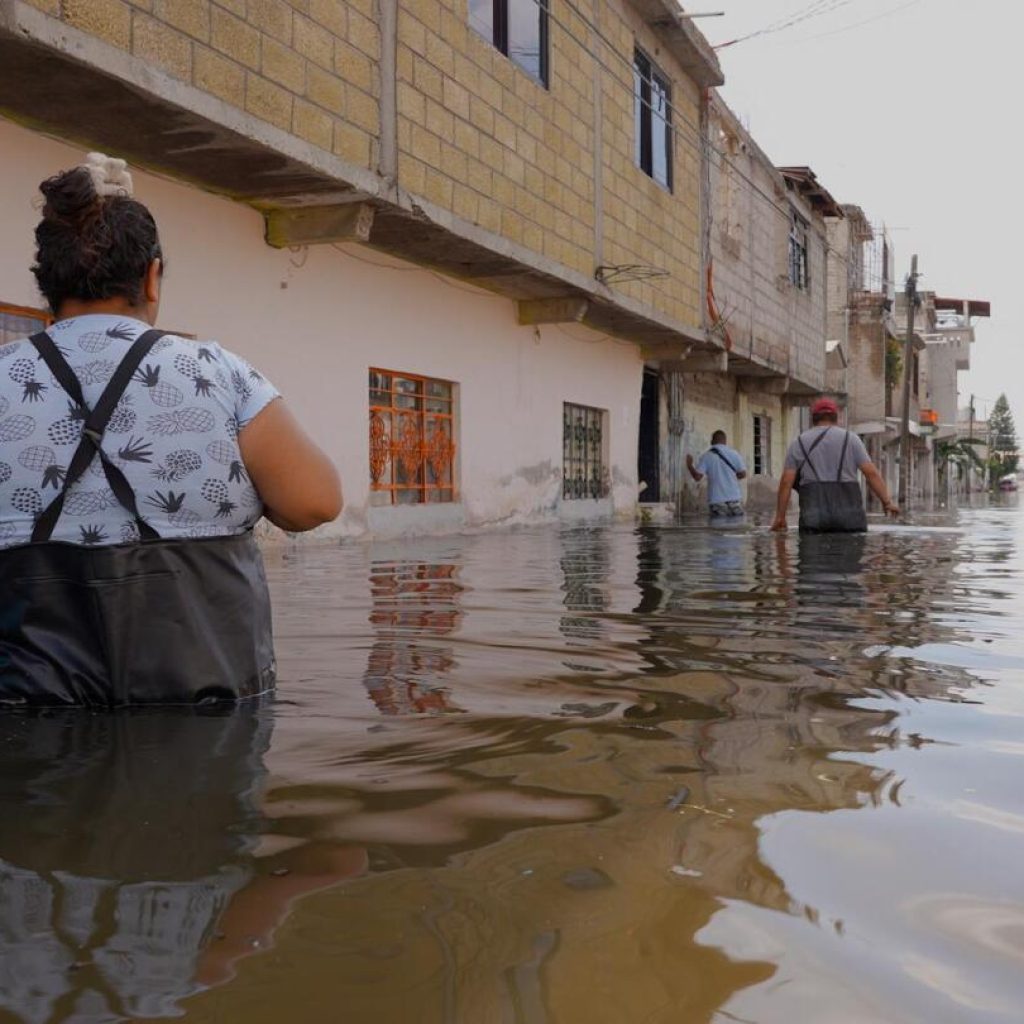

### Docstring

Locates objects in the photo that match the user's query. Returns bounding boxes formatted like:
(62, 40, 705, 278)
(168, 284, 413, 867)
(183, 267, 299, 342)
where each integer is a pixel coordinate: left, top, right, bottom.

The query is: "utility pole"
(898, 255, 919, 511)
(968, 393, 975, 496)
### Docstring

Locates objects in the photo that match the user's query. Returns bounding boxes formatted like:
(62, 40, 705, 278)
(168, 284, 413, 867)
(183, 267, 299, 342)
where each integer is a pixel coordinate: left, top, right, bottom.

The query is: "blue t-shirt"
(696, 444, 746, 505)
(0, 315, 279, 549)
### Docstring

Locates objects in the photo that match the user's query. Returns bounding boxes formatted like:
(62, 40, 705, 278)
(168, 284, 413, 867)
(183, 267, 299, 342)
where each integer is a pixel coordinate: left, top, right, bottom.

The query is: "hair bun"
(38, 166, 102, 226)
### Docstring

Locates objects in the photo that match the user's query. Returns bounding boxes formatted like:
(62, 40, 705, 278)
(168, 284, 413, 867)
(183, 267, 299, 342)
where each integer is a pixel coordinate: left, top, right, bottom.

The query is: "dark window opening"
(752, 415, 771, 476)
(469, 0, 549, 87)
(634, 49, 672, 190)
(788, 210, 810, 290)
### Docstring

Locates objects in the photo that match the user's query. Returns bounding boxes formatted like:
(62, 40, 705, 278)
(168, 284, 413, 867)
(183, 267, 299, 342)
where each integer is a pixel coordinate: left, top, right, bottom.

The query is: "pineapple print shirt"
(0, 315, 280, 548)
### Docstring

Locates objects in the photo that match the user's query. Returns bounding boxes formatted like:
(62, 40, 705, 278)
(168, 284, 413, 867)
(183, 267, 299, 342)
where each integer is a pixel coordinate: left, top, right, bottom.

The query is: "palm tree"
(934, 437, 985, 494)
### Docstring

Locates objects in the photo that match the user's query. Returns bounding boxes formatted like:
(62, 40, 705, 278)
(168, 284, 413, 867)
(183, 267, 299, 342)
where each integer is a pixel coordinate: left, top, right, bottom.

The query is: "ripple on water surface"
(1, 501, 1023, 1023)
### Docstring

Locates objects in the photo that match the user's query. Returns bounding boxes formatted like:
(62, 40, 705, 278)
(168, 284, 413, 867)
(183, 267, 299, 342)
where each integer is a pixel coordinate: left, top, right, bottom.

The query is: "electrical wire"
(783, 0, 921, 43)
(714, 0, 858, 49)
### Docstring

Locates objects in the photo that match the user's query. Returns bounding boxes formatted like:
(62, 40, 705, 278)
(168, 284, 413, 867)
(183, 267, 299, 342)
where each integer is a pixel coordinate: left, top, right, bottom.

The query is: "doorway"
(638, 367, 660, 502)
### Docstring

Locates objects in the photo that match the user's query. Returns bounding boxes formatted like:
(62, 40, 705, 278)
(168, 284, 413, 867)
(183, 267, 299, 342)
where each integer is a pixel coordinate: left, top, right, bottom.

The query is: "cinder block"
(153, 0, 209, 42)
(212, 8, 260, 70)
(262, 37, 306, 93)
(133, 11, 192, 79)
(292, 99, 334, 150)
(193, 46, 245, 106)
(308, 64, 346, 114)
(246, 73, 293, 131)
(294, 14, 334, 70)
(249, 0, 292, 44)
(64, 0, 131, 50)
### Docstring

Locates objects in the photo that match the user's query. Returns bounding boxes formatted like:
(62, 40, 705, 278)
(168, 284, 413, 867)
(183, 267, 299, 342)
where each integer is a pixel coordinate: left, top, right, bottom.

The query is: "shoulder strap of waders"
(796, 426, 832, 483)
(28, 329, 166, 543)
(710, 446, 740, 475)
(836, 428, 851, 483)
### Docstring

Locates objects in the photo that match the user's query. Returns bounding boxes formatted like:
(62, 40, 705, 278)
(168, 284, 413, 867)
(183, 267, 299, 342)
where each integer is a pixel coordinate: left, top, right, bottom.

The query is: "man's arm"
(686, 453, 704, 482)
(859, 461, 899, 517)
(771, 468, 798, 531)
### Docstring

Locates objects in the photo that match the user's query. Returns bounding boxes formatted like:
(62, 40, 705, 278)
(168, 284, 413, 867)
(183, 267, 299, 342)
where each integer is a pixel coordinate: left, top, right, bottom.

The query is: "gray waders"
(0, 330, 276, 707)
(796, 427, 868, 534)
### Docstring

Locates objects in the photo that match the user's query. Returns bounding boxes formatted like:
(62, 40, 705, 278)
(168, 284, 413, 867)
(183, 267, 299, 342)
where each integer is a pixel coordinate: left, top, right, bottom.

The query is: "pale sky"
(703, 0, 1016, 427)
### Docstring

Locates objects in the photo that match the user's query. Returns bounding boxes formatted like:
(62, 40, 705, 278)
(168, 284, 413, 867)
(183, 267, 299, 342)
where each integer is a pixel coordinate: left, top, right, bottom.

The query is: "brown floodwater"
(2, 501, 1024, 1023)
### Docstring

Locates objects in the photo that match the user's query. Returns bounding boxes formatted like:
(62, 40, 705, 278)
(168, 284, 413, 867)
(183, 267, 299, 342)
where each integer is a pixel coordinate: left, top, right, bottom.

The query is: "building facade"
(680, 93, 839, 512)
(0, 0, 731, 538)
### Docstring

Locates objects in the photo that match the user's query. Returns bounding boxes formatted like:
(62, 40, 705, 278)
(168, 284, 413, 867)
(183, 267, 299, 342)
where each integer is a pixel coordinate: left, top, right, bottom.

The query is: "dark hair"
(31, 167, 163, 314)
(811, 411, 839, 425)
(711, 430, 727, 444)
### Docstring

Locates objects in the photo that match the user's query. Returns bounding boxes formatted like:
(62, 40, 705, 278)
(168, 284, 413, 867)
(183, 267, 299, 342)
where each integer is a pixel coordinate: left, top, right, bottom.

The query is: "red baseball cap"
(811, 397, 839, 417)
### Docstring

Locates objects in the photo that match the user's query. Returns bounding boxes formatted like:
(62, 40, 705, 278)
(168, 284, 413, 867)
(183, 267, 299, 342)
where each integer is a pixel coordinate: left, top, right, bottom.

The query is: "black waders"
(796, 427, 869, 534)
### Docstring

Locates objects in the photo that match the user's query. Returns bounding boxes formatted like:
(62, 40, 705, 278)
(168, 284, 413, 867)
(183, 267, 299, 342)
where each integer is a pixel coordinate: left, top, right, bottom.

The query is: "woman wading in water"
(0, 154, 342, 705)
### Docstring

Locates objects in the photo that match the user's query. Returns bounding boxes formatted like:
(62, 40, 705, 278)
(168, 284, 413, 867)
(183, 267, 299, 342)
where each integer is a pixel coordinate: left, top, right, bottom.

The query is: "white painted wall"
(0, 118, 643, 538)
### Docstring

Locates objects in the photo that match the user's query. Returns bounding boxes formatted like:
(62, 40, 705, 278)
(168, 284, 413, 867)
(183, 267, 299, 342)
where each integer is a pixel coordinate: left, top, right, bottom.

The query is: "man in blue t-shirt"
(686, 430, 748, 517)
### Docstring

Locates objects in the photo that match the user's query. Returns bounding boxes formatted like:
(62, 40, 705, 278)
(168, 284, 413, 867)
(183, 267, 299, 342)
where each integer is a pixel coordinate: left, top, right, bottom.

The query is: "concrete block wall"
(395, 0, 596, 277)
(395, 0, 704, 330)
(595, 0, 702, 328)
(846, 314, 887, 426)
(12, 0, 711, 340)
(707, 98, 827, 390)
(20, 0, 381, 168)
(676, 373, 788, 513)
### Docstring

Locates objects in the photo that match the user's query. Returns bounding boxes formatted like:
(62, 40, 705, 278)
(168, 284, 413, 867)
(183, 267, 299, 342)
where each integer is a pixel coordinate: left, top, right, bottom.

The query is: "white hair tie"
(80, 152, 134, 198)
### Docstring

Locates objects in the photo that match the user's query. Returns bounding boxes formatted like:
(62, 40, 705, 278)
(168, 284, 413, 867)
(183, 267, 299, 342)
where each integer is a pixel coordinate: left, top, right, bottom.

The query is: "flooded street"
(3, 502, 1024, 1023)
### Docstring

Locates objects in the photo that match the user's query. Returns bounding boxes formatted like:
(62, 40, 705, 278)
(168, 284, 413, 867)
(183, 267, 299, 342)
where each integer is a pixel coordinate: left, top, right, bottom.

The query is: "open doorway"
(638, 367, 660, 502)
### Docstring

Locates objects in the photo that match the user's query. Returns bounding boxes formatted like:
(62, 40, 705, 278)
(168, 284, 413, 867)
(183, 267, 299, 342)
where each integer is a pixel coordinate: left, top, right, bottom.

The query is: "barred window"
(563, 403, 608, 500)
(788, 210, 810, 290)
(752, 414, 771, 476)
(0, 302, 49, 344)
(369, 369, 457, 505)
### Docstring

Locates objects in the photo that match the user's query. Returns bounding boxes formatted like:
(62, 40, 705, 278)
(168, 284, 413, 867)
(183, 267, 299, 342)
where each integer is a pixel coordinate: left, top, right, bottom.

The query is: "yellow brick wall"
(396, 0, 598, 278)
(596, 0, 702, 330)
(37, 0, 705, 333)
(396, 0, 703, 329)
(48, 0, 380, 169)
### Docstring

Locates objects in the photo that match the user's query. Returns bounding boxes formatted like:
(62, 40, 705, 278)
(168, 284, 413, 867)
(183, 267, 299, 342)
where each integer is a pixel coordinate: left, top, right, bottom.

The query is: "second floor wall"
(706, 96, 831, 392)
(0, 0, 722, 348)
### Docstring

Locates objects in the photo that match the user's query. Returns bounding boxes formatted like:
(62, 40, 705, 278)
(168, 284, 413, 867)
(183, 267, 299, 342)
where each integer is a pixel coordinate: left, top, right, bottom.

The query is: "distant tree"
(987, 393, 1019, 485)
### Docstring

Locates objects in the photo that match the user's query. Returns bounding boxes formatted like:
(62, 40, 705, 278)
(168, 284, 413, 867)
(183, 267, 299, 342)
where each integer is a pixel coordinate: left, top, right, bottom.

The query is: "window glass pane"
(634, 52, 649, 172)
(651, 72, 672, 189)
(508, 0, 546, 83)
(369, 369, 458, 505)
(469, 0, 494, 41)
(0, 308, 48, 346)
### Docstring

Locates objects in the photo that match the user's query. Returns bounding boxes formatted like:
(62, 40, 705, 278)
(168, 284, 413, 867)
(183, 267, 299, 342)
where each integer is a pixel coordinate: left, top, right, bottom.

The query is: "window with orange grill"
(369, 369, 457, 505)
(0, 302, 50, 344)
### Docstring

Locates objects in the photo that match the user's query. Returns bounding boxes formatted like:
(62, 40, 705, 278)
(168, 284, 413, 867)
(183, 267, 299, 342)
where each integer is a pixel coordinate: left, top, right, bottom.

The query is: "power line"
(714, 0, 858, 49)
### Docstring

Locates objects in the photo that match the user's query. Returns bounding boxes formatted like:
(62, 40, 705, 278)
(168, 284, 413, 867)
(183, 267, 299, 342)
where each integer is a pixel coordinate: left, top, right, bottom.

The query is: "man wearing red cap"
(771, 397, 899, 532)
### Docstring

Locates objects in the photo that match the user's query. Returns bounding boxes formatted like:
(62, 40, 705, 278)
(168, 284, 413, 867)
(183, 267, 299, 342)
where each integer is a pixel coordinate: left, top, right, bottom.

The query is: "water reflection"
(0, 708, 364, 1023)
(363, 559, 464, 714)
(4, 511, 1024, 1023)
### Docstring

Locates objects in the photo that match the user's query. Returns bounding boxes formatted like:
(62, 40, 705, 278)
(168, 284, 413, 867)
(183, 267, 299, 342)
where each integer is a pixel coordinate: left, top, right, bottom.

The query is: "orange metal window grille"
(369, 369, 457, 504)
(0, 302, 51, 345)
